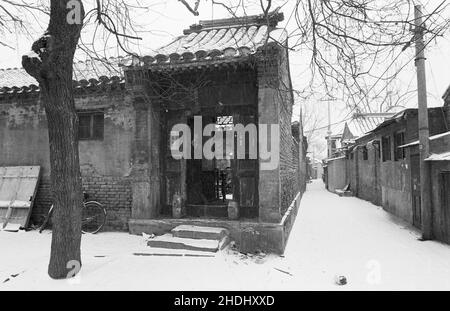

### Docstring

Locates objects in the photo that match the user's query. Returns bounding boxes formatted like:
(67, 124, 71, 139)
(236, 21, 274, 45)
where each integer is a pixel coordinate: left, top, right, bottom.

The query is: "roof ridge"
(0, 67, 24, 71)
(0, 56, 126, 72)
(183, 8, 284, 35)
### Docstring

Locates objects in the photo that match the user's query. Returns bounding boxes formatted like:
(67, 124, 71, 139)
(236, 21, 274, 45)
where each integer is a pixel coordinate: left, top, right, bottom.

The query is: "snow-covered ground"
(2, 179, 450, 290)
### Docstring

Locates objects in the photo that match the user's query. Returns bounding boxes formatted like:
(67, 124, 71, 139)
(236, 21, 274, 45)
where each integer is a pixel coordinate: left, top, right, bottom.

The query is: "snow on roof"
(425, 151, 450, 161)
(325, 156, 346, 163)
(124, 10, 287, 69)
(0, 57, 125, 96)
(399, 131, 450, 148)
(329, 116, 386, 140)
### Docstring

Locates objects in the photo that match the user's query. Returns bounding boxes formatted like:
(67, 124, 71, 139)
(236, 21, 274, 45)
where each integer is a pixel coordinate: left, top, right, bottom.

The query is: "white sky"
(0, 0, 449, 159)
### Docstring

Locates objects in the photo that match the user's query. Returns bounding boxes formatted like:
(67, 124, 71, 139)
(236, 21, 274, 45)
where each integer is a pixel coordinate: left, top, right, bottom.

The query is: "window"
(78, 110, 104, 140)
(382, 135, 391, 162)
(215, 115, 233, 131)
(394, 131, 405, 161)
(362, 146, 368, 160)
(331, 140, 336, 151)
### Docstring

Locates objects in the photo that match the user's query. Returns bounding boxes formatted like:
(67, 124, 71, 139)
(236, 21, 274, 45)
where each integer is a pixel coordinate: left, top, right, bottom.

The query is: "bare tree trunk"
(22, 0, 85, 279)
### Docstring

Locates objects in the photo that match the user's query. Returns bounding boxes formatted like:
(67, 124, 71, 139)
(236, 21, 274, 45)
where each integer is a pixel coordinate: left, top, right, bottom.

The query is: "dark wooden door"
(411, 154, 421, 229)
(232, 113, 258, 218)
(162, 110, 186, 215)
(440, 172, 450, 243)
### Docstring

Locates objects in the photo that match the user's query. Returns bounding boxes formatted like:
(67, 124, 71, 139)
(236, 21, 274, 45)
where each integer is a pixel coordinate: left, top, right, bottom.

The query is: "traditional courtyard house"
(397, 92, 450, 242)
(0, 59, 132, 230)
(345, 131, 381, 206)
(0, 11, 306, 253)
(124, 11, 305, 253)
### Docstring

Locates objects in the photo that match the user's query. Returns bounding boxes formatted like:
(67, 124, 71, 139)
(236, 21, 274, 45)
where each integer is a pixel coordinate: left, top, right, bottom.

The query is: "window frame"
(382, 135, 392, 162)
(77, 110, 105, 141)
(394, 131, 406, 161)
(362, 146, 368, 161)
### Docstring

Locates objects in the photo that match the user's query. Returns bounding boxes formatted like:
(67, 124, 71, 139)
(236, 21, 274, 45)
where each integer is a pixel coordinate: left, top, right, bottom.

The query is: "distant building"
(325, 101, 450, 244)
(325, 122, 356, 158)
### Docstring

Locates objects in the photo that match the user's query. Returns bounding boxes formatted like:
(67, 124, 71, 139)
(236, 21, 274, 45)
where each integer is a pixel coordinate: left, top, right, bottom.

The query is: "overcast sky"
(0, 0, 449, 159)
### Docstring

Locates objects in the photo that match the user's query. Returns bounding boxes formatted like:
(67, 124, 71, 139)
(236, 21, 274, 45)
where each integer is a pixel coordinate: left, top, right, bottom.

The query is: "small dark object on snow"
(335, 275, 347, 285)
(274, 267, 293, 276)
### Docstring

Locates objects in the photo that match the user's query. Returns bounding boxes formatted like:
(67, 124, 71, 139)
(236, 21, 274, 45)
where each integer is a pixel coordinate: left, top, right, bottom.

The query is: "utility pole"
(327, 100, 332, 158)
(414, 4, 432, 240)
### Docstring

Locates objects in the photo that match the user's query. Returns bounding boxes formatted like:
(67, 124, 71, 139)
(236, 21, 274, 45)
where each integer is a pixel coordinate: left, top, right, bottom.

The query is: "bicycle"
(38, 193, 107, 234)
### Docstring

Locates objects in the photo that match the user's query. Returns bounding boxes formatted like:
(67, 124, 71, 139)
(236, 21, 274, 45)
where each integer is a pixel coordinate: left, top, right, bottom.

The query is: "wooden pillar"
(130, 96, 152, 219)
(148, 98, 161, 216)
(127, 69, 161, 220)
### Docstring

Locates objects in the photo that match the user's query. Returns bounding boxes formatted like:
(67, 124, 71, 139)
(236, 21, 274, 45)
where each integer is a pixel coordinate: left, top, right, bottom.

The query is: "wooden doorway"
(184, 109, 259, 219)
(411, 154, 422, 229)
(440, 171, 450, 243)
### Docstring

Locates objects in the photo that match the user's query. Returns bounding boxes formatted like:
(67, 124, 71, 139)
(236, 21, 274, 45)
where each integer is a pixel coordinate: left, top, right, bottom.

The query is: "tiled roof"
(0, 10, 286, 93)
(0, 57, 124, 96)
(125, 10, 286, 68)
(331, 117, 385, 139)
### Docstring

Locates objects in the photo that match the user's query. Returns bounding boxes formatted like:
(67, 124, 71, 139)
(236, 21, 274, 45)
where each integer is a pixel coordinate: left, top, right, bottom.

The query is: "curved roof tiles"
(126, 10, 287, 68)
(0, 57, 125, 96)
(126, 24, 287, 68)
(0, 10, 286, 93)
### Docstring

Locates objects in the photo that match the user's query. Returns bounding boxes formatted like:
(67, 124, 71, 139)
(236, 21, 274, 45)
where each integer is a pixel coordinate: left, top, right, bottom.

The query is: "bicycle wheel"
(81, 201, 106, 234)
(39, 205, 54, 233)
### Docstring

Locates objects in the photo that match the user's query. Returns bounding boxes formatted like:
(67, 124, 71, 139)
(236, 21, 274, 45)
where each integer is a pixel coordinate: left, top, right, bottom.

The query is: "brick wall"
(30, 175, 132, 231)
(280, 136, 300, 214)
(31, 176, 52, 226)
(1, 91, 134, 231)
(81, 176, 132, 231)
(256, 44, 303, 222)
(277, 47, 301, 214)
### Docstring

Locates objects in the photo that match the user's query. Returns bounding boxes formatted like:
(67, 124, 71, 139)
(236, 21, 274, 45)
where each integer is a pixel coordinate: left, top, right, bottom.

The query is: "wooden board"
(0, 166, 41, 230)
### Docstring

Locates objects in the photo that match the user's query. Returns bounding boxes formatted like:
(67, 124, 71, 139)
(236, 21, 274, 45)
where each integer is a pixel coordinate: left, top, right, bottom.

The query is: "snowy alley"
(2, 179, 450, 291)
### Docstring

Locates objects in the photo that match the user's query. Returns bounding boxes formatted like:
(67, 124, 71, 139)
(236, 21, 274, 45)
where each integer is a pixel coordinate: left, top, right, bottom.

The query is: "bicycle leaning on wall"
(38, 193, 107, 234)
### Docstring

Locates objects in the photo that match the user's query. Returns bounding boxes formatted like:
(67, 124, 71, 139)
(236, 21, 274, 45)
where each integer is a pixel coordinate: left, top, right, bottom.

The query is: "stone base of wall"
(129, 192, 302, 254)
(31, 176, 132, 231)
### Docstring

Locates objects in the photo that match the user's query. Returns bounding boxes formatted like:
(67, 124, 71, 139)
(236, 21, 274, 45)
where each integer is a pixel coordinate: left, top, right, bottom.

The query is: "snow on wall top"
(425, 151, 450, 161)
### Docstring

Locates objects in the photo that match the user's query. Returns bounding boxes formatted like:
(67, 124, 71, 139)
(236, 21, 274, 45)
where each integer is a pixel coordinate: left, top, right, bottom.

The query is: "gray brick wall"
(278, 47, 301, 215)
(31, 176, 132, 231)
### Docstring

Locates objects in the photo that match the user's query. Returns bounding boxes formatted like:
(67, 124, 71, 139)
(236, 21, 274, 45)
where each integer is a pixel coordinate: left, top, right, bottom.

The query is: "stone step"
(171, 225, 229, 240)
(147, 234, 224, 253)
(133, 247, 217, 257)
